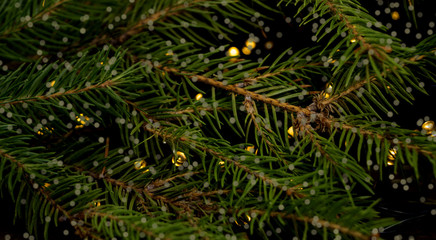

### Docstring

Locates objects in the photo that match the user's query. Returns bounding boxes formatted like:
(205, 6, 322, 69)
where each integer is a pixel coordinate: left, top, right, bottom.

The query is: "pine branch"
(162, 66, 311, 115)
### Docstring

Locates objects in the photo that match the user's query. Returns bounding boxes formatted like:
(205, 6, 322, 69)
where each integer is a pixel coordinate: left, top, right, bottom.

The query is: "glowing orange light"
(172, 151, 187, 166)
(391, 11, 400, 20)
(228, 47, 239, 57)
(195, 93, 203, 101)
(242, 47, 251, 55)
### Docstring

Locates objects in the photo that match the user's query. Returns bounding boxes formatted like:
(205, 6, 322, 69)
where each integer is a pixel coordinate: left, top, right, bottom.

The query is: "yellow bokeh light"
(172, 151, 187, 167)
(287, 126, 295, 137)
(37, 127, 54, 135)
(265, 41, 274, 50)
(195, 93, 203, 101)
(350, 38, 356, 43)
(43, 183, 51, 188)
(50, 81, 55, 87)
(228, 47, 239, 57)
(245, 39, 256, 50)
(391, 11, 400, 20)
(75, 113, 90, 129)
(100, 62, 104, 65)
(245, 145, 258, 155)
(134, 160, 147, 170)
(422, 120, 435, 132)
(388, 148, 397, 161)
(242, 47, 251, 55)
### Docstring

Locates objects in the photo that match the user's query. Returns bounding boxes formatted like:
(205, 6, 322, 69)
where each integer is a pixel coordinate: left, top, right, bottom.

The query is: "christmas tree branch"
(162, 66, 310, 115)
(0, 80, 115, 106)
(246, 209, 374, 240)
(143, 126, 306, 198)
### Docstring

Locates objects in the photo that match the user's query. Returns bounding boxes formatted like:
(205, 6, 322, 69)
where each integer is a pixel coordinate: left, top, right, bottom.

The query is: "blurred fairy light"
(323, 84, 333, 98)
(75, 113, 90, 129)
(350, 38, 357, 43)
(287, 126, 295, 137)
(134, 160, 149, 173)
(242, 47, 251, 55)
(387, 148, 397, 165)
(422, 120, 434, 134)
(228, 47, 239, 57)
(391, 11, 400, 20)
(245, 145, 258, 154)
(37, 126, 53, 135)
(172, 151, 187, 166)
(195, 93, 203, 101)
(245, 39, 256, 50)
(264, 41, 273, 50)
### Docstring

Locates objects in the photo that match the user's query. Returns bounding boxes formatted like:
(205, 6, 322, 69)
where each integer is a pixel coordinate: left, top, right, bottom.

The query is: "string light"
(245, 145, 258, 154)
(228, 47, 239, 57)
(323, 84, 333, 98)
(195, 93, 203, 101)
(75, 113, 90, 129)
(422, 120, 435, 133)
(387, 148, 397, 165)
(37, 126, 54, 135)
(245, 39, 256, 49)
(242, 47, 251, 55)
(134, 160, 147, 170)
(287, 126, 295, 137)
(264, 41, 274, 50)
(172, 151, 187, 166)
(391, 11, 400, 20)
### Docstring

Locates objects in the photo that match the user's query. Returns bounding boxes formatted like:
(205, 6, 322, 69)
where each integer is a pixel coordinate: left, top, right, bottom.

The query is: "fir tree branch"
(0, 80, 115, 106)
(0, 0, 70, 37)
(162, 66, 311, 115)
(143, 126, 306, 198)
(0, 149, 102, 240)
(246, 209, 374, 240)
(84, 209, 161, 239)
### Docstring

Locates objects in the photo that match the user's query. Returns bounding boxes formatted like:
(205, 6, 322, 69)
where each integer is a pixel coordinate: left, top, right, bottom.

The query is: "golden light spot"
(245, 39, 256, 50)
(388, 148, 397, 161)
(422, 120, 435, 132)
(245, 146, 258, 154)
(246, 215, 251, 221)
(322, 93, 331, 99)
(195, 93, 203, 101)
(242, 47, 251, 55)
(134, 160, 147, 170)
(387, 161, 394, 166)
(172, 151, 187, 167)
(327, 58, 336, 63)
(100, 62, 104, 65)
(42, 0, 45, 6)
(287, 126, 295, 137)
(37, 127, 54, 135)
(43, 183, 51, 188)
(264, 41, 274, 50)
(75, 113, 90, 129)
(218, 160, 225, 166)
(391, 11, 400, 20)
(50, 81, 55, 87)
(350, 38, 356, 43)
(94, 202, 101, 207)
(228, 47, 239, 57)
(165, 52, 173, 56)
